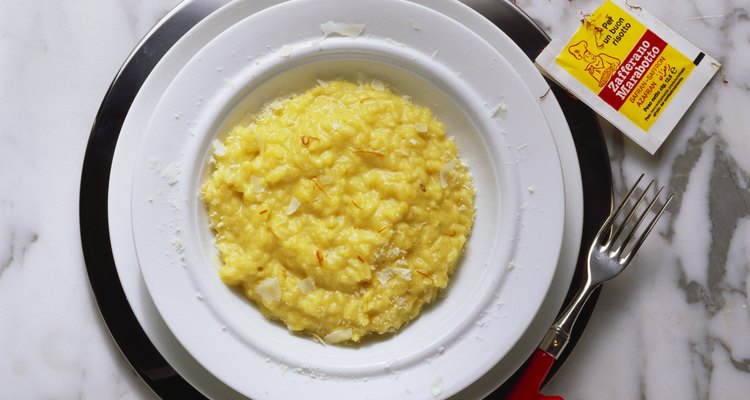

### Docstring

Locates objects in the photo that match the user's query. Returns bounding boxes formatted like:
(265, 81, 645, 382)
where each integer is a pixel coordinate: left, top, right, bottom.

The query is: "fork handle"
(506, 349, 564, 400)
(544, 281, 599, 357)
(507, 283, 598, 399)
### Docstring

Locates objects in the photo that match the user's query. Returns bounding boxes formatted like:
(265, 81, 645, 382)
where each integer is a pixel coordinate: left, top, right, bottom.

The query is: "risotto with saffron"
(201, 80, 475, 343)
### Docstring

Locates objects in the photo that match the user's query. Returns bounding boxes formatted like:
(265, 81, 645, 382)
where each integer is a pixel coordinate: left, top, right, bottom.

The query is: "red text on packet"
(598, 29, 667, 110)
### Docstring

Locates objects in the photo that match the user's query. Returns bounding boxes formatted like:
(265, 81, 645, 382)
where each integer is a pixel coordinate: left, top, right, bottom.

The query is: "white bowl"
(129, 0, 566, 398)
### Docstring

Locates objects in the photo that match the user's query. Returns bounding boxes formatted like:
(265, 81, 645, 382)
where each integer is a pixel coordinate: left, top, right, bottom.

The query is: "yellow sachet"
(536, 0, 720, 154)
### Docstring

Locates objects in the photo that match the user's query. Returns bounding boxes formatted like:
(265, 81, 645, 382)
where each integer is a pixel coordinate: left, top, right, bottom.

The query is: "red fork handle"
(506, 349, 564, 400)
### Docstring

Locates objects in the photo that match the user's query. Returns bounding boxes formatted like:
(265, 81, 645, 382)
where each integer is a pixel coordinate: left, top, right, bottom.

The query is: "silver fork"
(508, 174, 674, 400)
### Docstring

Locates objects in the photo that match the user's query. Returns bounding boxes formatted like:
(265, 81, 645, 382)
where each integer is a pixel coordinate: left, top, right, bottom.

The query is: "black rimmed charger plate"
(79, 0, 612, 398)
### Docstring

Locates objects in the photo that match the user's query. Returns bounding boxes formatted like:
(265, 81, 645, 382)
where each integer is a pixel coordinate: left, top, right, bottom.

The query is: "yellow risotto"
(201, 80, 475, 343)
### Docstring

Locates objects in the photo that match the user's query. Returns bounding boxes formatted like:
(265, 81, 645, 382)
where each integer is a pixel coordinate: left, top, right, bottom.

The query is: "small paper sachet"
(535, 0, 720, 154)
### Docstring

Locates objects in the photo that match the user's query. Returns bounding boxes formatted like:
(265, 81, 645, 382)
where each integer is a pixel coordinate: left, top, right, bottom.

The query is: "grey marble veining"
(1, 0, 748, 399)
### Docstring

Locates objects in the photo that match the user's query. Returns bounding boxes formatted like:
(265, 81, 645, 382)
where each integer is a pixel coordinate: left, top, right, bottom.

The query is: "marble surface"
(1, 0, 748, 398)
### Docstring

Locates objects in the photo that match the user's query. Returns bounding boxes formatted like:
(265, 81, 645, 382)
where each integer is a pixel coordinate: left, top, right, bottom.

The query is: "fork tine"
(619, 191, 674, 265)
(609, 179, 655, 249)
(596, 174, 644, 246)
(613, 184, 662, 257)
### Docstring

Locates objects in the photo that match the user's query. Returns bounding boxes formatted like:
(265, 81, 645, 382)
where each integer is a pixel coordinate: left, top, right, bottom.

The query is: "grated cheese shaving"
(440, 159, 457, 188)
(278, 45, 293, 57)
(371, 79, 385, 91)
(392, 267, 412, 281)
(161, 162, 181, 185)
(491, 101, 507, 117)
(320, 21, 366, 38)
(171, 238, 185, 253)
(251, 175, 265, 193)
(298, 277, 316, 293)
(256, 278, 281, 303)
(376, 268, 394, 284)
(211, 139, 226, 156)
(269, 101, 283, 111)
(324, 328, 352, 343)
(287, 196, 301, 215)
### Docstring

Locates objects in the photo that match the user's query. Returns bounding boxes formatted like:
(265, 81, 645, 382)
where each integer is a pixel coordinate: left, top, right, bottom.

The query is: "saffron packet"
(535, 0, 720, 154)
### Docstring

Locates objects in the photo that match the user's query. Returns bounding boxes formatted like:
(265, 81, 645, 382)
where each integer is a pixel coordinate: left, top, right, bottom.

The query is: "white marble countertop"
(1, 0, 748, 399)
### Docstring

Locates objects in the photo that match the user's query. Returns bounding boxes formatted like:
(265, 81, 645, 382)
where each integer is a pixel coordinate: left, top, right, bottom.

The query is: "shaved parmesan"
(170, 238, 185, 253)
(256, 278, 281, 303)
(161, 162, 181, 185)
(251, 175, 265, 193)
(298, 277, 316, 293)
(278, 45, 293, 57)
(211, 139, 226, 156)
(320, 21, 365, 38)
(392, 267, 412, 281)
(414, 123, 429, 133)
(376, 268, 393, 284)
(269, 101, 283, 111)
(491, 101, 507, 117)
(440, 159, 457, 188)
(324, 328, 352, 343)
(287, 196, 301, 215)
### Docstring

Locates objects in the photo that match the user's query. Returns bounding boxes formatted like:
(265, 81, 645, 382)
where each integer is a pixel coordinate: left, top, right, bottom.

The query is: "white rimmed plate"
(123, 0, 570, 399)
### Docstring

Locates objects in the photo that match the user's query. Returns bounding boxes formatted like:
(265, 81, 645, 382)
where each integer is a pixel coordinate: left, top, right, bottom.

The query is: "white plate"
(109, 0, 581, 399)
(131, 0, 565, 398)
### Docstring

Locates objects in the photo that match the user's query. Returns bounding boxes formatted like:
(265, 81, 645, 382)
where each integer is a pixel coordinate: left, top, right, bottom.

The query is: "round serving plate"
(80, 0, 612, 399)
(130, 0, 565, 398)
